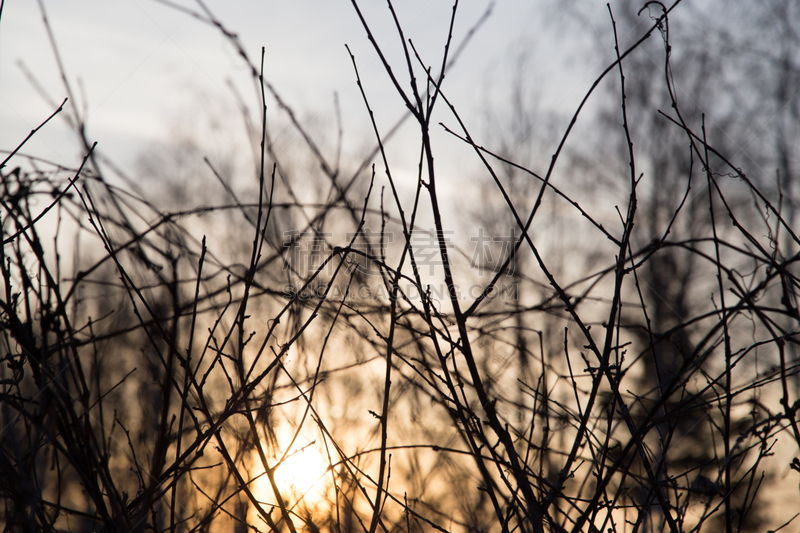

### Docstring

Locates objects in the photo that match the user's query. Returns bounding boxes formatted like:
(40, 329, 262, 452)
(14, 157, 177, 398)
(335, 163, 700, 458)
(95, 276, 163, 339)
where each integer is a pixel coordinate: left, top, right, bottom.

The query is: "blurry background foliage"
(1, 1, 799, 532)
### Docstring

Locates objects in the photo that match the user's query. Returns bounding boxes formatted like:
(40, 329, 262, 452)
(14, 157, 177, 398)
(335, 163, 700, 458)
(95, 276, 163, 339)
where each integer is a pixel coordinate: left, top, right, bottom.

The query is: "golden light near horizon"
(249, 438, 333, 521)
(274, 443, 332, 499)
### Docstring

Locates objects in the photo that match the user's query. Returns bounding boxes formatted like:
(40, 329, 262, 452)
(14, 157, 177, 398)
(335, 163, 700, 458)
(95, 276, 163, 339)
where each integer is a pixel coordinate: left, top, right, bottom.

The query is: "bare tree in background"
(553, 1, 800, 531)
(1, 1, 799, 533)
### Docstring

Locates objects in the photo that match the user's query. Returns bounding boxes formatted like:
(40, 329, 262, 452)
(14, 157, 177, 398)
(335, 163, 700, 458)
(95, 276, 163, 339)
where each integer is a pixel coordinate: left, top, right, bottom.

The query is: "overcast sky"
(1, 1, 621, 179)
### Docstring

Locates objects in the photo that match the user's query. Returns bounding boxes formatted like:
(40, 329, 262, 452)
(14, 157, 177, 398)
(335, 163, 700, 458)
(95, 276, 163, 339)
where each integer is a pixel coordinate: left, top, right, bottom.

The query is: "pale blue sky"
(1, 1, 614, 179)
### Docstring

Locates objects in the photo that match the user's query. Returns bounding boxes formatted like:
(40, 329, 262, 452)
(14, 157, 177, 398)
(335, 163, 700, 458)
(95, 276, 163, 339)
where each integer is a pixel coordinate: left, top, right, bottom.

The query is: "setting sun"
(273, 443, 331, 498)
(249, 438, 333, 524)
